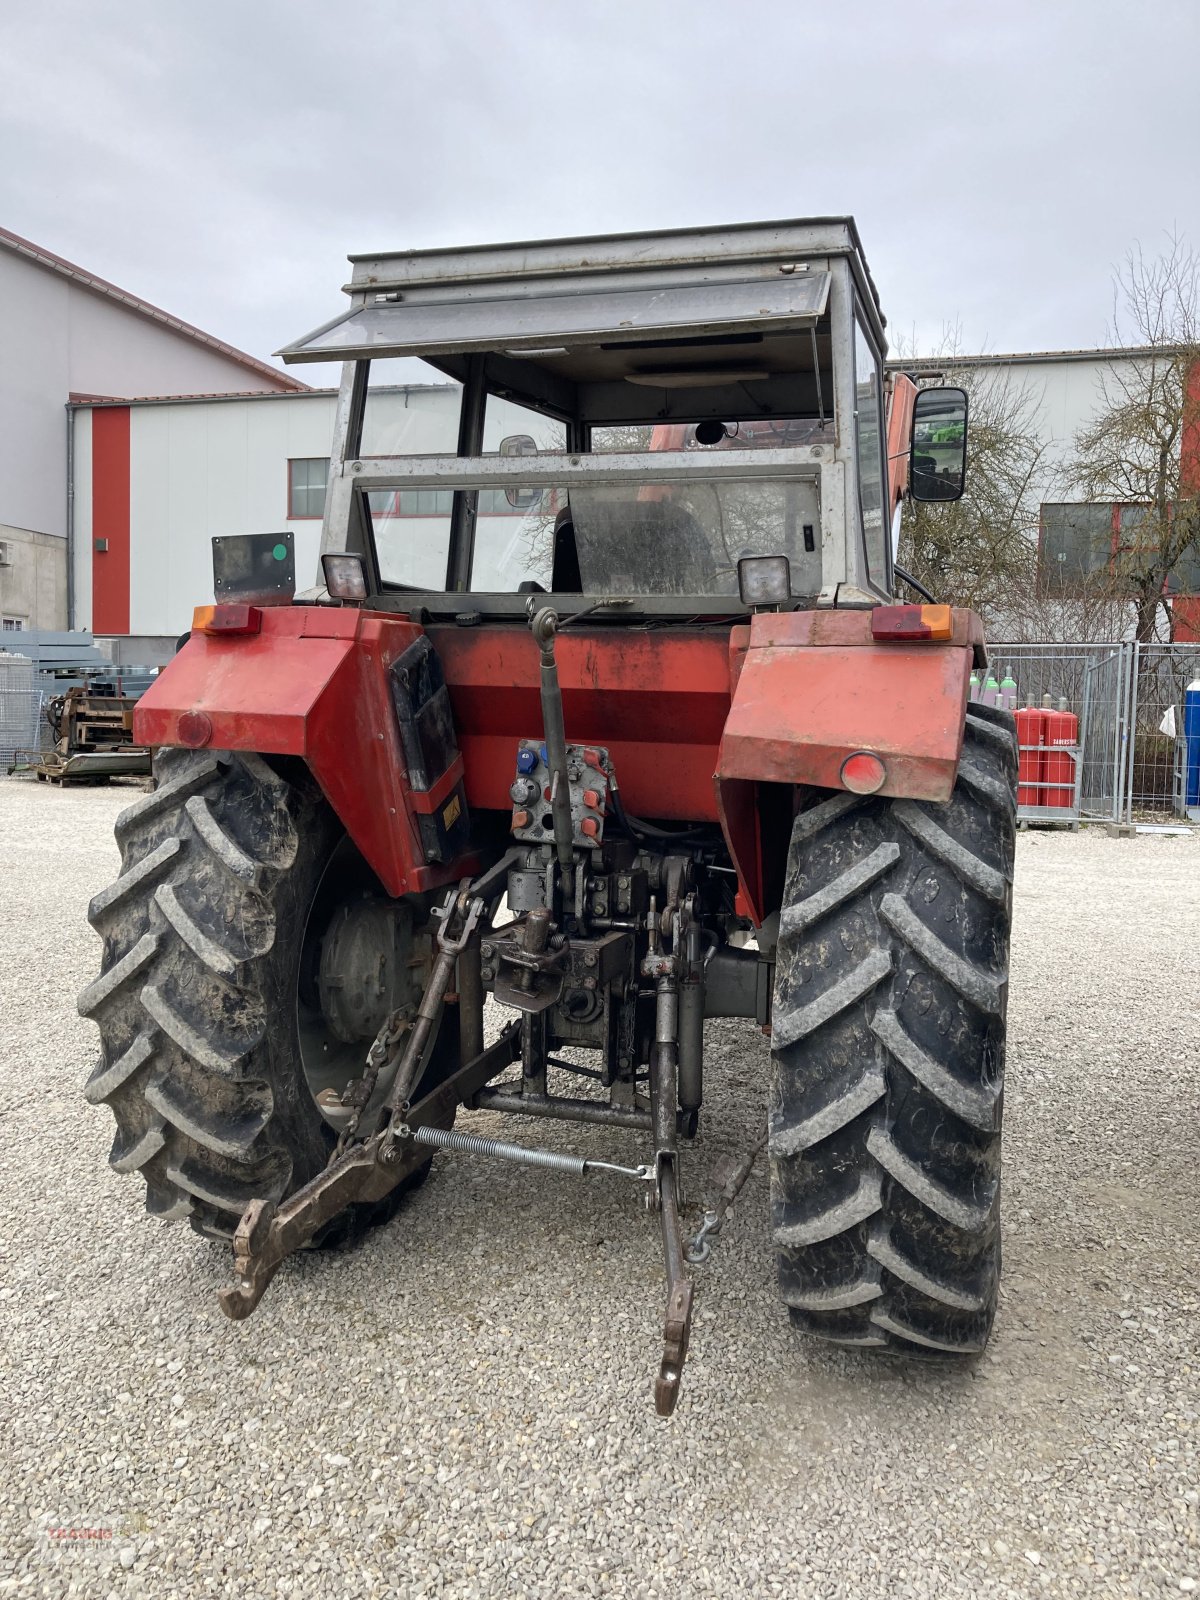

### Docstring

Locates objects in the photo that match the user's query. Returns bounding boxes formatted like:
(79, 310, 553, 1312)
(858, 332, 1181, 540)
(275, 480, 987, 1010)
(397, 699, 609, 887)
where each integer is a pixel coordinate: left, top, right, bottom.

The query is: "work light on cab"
(737, 554, 791, 609)
(322, 551, 369, 602)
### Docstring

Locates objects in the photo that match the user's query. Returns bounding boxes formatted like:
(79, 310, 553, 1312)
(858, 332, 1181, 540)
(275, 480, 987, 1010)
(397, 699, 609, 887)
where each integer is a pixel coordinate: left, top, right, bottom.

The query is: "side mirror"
(500, 434, 540, 510)
(910, 387, 968, 502)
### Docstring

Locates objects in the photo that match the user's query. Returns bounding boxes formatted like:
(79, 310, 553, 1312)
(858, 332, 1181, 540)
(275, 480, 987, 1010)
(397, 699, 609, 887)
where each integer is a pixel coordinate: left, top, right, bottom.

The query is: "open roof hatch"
(279, 271, 830, 364)
(280, 270, 831, 424)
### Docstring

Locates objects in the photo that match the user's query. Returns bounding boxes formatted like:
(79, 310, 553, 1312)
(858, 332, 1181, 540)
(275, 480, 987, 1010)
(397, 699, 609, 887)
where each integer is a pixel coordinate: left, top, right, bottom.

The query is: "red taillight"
(871, 604, 953, 641)
(840, 751, 887, 794)
(192, 603, 262, 636)
(176, 710, 213, 748)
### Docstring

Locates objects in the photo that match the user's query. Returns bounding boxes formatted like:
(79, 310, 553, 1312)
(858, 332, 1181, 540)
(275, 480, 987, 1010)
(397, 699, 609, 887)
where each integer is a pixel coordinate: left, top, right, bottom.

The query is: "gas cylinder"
(1014, 701, 1045, 808)
(981, 675, 1000, 707)
(1185, 679, 1200, 809)
(1043, 696, 1078, 809)
(999, 671, 1018, 711)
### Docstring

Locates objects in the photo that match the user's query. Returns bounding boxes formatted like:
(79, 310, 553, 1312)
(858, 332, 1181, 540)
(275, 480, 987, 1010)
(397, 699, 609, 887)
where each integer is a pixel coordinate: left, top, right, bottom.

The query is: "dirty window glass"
(483, 395, 566, 456)
(853, 320, 886, 582)
(465, 478, 822, 596)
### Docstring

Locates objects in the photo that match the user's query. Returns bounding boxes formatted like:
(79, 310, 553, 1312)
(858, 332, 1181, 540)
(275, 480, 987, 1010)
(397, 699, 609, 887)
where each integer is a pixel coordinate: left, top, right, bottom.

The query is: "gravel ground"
(1, 776, 1198, 1600)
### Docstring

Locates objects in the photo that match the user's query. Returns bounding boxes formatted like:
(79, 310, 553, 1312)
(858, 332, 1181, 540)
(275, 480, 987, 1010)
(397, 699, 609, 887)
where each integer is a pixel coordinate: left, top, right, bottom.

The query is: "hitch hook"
(654, 1154, 694, 1418)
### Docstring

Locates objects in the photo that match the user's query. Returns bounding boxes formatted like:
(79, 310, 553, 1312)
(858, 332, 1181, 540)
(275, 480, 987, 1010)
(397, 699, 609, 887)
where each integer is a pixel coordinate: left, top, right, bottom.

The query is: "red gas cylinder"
(1014, 705, 1045, 808)
(1043, 699, 1078, 808)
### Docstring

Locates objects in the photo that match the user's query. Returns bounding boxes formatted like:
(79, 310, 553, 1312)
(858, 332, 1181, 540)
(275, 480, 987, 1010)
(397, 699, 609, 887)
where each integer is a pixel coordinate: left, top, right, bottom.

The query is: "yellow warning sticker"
(442, 794, 462, 829)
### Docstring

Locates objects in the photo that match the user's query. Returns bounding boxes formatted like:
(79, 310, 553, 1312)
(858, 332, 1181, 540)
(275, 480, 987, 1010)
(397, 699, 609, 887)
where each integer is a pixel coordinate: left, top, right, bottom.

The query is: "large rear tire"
(79, 748, 449, 1242)
(769, 703, 1016, 1353)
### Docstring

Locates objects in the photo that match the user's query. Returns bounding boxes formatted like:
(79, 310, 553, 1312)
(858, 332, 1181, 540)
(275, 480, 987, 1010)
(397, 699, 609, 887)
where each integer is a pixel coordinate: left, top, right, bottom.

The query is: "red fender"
(134, 608, 460, 897)
(714, 608, 980, 924)
(717, 608, 975, 801)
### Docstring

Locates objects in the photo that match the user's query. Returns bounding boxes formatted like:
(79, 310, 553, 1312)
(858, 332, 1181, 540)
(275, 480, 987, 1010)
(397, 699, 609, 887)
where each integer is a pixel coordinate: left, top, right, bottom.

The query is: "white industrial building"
(899, 347, 1131, 481)
(0, 225, 304, 635)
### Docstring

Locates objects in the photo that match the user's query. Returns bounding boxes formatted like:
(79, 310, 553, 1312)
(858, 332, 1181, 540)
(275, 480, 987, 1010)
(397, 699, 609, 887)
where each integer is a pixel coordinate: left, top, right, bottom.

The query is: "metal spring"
(401, 1123, 651, 1182)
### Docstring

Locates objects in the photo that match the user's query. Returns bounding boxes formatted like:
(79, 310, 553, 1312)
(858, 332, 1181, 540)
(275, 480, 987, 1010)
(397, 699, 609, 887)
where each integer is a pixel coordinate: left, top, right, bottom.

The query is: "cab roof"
(278, 217, 884, 427)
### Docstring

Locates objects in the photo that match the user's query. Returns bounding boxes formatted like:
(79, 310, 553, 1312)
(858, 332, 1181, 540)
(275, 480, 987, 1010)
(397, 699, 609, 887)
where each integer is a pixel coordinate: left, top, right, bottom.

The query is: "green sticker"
(272, 542, 289, 561)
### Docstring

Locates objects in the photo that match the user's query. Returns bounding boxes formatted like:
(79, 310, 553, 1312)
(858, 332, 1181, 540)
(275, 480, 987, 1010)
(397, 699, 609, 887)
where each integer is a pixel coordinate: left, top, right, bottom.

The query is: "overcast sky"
(3, 0, 1197, 386)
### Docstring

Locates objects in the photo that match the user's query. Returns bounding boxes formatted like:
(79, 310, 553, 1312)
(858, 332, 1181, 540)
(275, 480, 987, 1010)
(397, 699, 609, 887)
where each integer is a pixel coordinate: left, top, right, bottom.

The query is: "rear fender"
(133, 608, 465, 897)
(715, 608, 983, 924)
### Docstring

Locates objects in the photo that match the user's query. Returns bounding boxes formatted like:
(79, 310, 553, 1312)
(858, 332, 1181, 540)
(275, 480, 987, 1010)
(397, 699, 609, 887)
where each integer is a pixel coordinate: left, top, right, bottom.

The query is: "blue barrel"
(1186, 679, 1200, 808)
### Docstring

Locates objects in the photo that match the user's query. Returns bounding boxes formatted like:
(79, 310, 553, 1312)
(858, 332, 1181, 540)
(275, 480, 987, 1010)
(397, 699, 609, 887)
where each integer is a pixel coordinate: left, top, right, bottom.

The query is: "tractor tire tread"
(80, 750, 334, 1239)
(769, 709, 1015, 1355)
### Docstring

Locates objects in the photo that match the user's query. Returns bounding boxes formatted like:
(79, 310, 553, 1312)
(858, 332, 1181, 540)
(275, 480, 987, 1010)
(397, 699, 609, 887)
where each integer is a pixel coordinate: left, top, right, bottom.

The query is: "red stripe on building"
(92, 407, 131, 634)
(1173, 359, 1200, 639)
(1181, 358, 1200, 497)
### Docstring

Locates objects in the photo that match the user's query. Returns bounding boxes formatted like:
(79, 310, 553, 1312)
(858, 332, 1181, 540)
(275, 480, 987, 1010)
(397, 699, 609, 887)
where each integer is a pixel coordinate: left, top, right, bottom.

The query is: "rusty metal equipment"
(80, 219, 1016, 1416)
(14, 684, 150, 783)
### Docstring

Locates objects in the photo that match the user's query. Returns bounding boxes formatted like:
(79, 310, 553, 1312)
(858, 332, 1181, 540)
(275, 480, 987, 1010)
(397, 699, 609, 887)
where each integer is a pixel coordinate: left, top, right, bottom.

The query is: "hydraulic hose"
(609, 779, 716, 844)
(893, 563, 938, 604)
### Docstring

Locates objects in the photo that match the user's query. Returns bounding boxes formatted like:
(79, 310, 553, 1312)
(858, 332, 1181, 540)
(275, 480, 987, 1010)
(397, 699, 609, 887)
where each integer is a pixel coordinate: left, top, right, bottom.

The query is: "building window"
(2, 617, 25, 632)
(353, 487, 540, 522)
(1039, 500, 1200, 596)
(288, 458, 329, 519)
(390, 488, 530, 517)
(398, 489, 454, 517)
(1038, 503, 1116, 595)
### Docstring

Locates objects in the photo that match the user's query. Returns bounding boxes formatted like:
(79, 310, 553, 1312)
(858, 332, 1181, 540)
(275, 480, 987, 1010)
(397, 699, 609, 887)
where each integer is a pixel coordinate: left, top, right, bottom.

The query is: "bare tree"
(1069, 232, 1200, 642)
(894, 343, 1057, 632)
(591, 424, 655, 451)
(997, 564, 1133, 644)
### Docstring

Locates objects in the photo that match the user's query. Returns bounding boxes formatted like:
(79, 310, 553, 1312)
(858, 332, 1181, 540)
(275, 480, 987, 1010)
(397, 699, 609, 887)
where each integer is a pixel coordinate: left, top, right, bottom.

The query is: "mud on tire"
(769, 704, 1017, 1354)
(79, 748, 431, 1242)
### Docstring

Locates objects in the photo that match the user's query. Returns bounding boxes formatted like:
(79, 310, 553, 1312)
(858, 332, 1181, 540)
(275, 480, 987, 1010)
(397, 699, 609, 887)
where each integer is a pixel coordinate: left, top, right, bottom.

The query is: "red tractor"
(80, 219, 1014, 1413)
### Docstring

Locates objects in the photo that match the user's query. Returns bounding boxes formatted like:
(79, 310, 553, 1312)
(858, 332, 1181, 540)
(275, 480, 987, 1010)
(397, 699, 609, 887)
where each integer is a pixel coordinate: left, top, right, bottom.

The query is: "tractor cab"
(280, 218, 962, 615)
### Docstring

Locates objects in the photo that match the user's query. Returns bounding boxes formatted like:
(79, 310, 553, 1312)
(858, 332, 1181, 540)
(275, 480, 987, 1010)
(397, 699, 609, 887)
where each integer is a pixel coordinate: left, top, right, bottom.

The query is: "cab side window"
(853, 319, 886, 583)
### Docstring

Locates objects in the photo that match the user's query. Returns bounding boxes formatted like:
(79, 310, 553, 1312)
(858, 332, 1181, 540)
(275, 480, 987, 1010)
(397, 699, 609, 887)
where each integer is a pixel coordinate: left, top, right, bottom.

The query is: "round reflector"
(177, 710, 213, 749)
(840, 751, 886, 795)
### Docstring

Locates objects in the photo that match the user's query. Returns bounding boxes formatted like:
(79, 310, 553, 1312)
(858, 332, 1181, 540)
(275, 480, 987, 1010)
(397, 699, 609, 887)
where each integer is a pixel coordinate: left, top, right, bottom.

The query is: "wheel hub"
(317, 898, 416, 1043)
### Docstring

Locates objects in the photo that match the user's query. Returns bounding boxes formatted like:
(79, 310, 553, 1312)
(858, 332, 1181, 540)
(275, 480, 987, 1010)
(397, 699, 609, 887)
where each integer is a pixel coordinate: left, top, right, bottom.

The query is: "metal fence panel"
(1082, 646, 1135, 825)
(0, 688, 45, 769)
(989, 643, 1130, 822)
(1129, 643, 1200, 820)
